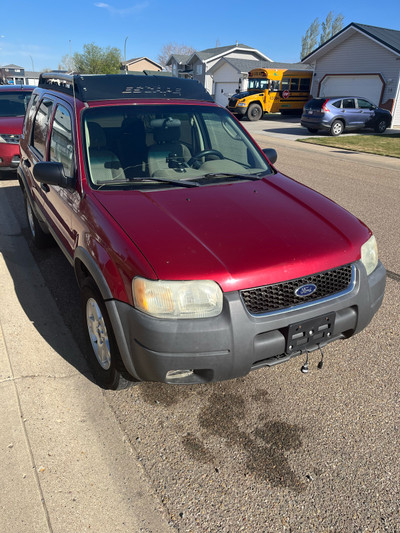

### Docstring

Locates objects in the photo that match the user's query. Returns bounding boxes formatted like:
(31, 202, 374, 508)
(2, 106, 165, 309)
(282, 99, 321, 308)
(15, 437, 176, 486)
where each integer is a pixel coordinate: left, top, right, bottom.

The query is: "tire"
(307, 128, 318, 133)
(81, 279, 134, 390)
(375, 120, 387, 134)
(330, 120, 344, 136)
(24, 193, 53, 248)
(247, 103, 263, 122)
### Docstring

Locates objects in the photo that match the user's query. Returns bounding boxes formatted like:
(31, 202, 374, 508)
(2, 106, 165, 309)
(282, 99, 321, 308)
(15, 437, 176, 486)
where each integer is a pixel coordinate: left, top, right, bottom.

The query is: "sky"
(1, 0, 400, 72)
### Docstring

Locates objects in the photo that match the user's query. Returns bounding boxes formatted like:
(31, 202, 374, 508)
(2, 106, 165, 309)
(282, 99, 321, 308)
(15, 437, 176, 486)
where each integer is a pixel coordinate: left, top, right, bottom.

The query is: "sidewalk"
(0, 189, 174, 532)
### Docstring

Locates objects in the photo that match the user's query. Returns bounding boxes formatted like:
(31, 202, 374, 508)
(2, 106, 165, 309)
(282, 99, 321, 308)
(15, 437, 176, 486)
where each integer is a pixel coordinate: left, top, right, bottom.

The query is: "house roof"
(302, 22, 400, 61)
(1, 64, 24, 69)
(208, 58, 312, 75)
(187, 43, 272, 64)
(121, 57, 163, 69)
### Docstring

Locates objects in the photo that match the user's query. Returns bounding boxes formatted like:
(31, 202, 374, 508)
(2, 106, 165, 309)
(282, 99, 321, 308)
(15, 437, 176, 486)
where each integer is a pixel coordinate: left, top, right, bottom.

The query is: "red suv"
(0, 85, 33, 173)
(18, 73, 385, 389)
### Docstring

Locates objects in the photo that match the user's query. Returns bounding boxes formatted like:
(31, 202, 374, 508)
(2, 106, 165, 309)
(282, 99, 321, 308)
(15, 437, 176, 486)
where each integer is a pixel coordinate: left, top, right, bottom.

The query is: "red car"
(0, 85, 33, 173)
(18, 73, 385, 389)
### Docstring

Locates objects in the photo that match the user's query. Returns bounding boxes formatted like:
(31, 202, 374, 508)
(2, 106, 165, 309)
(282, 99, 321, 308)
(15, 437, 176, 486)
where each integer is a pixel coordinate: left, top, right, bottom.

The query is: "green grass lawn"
(298, 133, 400, 158)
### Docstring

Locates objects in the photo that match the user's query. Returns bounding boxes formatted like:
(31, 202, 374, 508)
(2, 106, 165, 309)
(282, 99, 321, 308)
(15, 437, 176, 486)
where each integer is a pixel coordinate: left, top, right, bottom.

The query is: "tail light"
(322, 99, 330, 113)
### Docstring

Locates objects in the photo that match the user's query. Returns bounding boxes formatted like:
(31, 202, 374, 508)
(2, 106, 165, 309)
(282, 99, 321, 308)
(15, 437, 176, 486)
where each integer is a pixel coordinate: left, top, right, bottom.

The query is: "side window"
(281, 78, 290, 91)
(270, 80, 280, 92)
(50, 105, 74, 178)
(332, 100, 342, 108)
(290, 78, 299, 91)
(343, 99, 355, 109)
(32, 99, 53, 157)
(299, 78, 311, 92)
(357, 98, 373, 109)
(27, 94, 39, 122)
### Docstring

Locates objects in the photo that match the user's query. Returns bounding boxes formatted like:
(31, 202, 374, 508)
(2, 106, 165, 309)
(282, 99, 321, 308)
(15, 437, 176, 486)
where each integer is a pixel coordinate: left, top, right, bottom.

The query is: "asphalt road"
(1, 129, 399, 532)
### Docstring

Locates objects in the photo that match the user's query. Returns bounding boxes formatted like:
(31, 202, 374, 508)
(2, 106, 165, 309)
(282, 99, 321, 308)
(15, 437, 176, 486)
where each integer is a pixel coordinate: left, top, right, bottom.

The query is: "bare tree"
(59, 54, 76, 72)
(158, 42, 196, 70)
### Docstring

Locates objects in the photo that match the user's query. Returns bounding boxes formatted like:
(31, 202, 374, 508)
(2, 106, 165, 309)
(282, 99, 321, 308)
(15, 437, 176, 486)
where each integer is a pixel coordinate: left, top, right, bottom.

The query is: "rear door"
(341, 98, 361, 127)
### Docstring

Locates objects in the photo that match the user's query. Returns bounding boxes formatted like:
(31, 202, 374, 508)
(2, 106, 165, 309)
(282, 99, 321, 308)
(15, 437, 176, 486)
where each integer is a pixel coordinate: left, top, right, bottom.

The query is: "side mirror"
(262, 148, 278, 165)
(33, 161, 75, 188)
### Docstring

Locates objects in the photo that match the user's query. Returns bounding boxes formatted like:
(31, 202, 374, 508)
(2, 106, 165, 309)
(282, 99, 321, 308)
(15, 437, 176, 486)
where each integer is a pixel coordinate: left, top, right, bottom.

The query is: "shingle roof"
(302, 22, 400, 61)
(353, 23, 400, 54)
(195, 43, 254, 60)
(212, 58, 312, 74)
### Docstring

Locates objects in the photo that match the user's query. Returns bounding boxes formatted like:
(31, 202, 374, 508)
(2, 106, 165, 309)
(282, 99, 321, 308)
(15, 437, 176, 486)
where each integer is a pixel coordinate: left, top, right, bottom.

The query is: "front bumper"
(227, 105, 247, 116)
(0, 145, 20, 170)
(108, 261, 385, 384)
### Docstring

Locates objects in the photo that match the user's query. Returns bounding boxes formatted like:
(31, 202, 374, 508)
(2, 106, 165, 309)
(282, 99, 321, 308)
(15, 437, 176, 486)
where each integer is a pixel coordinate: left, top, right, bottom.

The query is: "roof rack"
(38, 73, 214, 103)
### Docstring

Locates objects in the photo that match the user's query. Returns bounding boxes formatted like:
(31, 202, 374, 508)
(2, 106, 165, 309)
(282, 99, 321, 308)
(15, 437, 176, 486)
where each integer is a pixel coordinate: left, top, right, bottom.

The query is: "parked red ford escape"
(18, 73, 385, 389)
(0, 85, 33, 173)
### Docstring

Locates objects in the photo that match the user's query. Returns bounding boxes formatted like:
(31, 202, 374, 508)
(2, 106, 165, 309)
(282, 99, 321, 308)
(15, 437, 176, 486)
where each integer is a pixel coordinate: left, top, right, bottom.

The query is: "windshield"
(0, 91, 32, 117)
(248, 78, 269, 91)
(83, 104, 272, 189)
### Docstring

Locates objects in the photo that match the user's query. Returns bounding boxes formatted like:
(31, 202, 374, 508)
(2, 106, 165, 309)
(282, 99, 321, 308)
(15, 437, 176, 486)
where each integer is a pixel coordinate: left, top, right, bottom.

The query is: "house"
(0, 64, 40, 85)
(121, 57, 163, 73)
(302, 23, 400, 126)
(208, 59, 312, 106)
(167, 44, 272, 102)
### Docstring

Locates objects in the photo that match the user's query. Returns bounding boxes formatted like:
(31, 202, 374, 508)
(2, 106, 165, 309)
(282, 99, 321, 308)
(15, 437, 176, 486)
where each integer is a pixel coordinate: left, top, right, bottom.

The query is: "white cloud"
(94, 2, 149, 15)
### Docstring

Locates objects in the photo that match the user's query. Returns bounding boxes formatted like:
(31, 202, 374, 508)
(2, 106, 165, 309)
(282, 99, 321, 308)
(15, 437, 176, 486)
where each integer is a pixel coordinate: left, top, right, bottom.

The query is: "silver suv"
(301, 97, 392, 136)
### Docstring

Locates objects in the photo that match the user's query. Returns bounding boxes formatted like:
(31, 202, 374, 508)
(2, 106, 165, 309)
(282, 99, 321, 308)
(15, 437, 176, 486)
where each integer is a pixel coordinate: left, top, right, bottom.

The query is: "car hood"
(0, 116, 24, 133)
(93, 173, 370, 292)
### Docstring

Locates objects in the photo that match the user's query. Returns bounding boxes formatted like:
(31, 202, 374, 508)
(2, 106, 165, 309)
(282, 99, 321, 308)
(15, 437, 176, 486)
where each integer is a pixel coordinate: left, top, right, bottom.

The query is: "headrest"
(151, 117, 181, 144)
(87, 122, 106, 149)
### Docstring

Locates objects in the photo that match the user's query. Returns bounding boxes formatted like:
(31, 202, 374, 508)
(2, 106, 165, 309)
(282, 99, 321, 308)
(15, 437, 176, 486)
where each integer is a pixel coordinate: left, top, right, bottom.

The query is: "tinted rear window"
(305, 99, 324, 110)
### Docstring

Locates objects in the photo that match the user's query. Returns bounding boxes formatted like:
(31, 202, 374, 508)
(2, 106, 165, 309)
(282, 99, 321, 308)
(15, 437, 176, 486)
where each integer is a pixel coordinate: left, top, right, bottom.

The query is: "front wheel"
(247, 103, 263, 121)
(81, 279, 134, 390)
(330, 120, 344, 136)
(375, 120, 387, 133)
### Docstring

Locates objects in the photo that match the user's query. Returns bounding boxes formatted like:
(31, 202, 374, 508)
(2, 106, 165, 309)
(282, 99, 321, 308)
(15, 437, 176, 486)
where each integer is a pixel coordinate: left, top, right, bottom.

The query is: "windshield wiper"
(203, 172, 263, 182)
(96, 176, 200, 190)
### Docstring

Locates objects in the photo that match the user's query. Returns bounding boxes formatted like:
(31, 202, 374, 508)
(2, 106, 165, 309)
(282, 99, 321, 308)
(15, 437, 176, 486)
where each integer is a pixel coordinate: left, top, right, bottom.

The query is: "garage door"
(319, 75, 383, 105)
(214, 82, 238, 106)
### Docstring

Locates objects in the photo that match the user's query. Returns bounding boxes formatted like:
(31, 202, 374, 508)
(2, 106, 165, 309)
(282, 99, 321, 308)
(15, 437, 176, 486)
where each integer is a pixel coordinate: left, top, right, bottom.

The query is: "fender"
(74, 246, 140, 380)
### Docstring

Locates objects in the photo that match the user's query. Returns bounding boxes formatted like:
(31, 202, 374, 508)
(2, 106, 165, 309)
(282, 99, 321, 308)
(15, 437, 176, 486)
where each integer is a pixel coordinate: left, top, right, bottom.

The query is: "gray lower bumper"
(108, 261, 386, 384)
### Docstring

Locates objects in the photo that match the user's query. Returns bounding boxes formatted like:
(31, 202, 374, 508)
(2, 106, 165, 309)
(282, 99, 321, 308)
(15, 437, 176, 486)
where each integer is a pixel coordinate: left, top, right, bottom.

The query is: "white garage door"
(320, 75, 383, 105)
(214, 82, 238, 106)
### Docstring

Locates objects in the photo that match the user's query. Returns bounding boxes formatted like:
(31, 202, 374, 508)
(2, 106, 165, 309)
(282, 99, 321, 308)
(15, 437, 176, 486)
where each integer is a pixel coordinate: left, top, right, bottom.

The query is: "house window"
(196, 64, 203, 75)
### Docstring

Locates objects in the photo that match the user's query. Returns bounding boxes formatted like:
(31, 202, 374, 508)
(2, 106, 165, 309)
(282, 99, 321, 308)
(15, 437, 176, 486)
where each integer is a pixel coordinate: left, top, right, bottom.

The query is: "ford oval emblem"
(295, 283, 317, 297)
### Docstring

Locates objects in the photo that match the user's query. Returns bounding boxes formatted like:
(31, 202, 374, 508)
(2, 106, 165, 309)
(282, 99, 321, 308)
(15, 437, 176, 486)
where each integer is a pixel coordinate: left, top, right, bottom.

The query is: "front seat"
(147, 118, 191, 176)
(87, 122, 124, 184)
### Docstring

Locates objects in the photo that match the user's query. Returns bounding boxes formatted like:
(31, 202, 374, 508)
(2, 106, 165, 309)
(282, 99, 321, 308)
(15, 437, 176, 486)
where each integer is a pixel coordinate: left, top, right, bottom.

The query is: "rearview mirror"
(33, 162, 75, 188)
(262, 148, 278, 165)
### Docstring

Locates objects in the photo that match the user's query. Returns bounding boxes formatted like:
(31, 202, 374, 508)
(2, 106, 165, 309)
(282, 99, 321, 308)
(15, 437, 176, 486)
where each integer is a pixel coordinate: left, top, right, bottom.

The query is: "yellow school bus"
(227, 67, 312, 121)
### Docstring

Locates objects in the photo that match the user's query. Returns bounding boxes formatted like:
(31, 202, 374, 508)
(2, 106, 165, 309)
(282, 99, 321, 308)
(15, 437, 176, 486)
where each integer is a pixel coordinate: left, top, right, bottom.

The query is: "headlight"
(237, 102, 247, 107)
(133, 278, 223, 319)
(361, 235, 378, 275)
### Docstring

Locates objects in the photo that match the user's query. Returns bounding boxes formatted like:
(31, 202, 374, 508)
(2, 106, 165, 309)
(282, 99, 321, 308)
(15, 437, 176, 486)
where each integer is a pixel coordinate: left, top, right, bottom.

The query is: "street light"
(124, 36, 129, 72)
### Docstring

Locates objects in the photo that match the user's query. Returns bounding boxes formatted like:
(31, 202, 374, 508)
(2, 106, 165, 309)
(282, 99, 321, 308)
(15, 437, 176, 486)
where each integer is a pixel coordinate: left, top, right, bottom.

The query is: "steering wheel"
(188, 149, 224, 168)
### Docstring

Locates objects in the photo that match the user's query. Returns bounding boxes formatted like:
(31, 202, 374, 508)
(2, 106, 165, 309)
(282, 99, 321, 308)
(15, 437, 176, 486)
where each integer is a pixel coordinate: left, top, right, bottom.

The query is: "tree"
(320, 11, 344, 45)
(301, 18, 320, 60)
(158, 42, 196, 70)
(58, 54, 75, 72)
(301, 12, 344, 59)
(73, 43, 122, 74)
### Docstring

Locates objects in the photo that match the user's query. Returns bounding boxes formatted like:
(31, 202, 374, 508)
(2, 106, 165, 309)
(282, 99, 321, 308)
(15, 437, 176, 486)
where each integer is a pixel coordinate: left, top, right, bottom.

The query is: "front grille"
(241, 264, 353, 315)
(228, 98, 236, 108)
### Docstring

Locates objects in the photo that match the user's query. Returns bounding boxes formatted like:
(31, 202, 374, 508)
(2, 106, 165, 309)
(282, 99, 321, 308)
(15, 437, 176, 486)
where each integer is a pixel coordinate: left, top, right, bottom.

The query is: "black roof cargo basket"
(38, 73, 214, 103)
